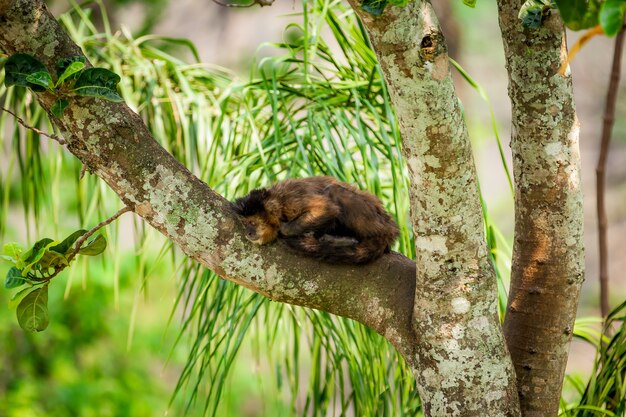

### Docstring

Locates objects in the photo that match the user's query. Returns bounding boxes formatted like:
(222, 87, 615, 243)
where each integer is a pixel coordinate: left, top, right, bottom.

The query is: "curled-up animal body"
(232, 176, 399, 264)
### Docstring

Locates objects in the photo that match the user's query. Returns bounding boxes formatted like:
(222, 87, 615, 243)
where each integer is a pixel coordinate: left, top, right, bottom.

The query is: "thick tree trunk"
(347, 1, 520, 415)
(497, 1, 585, 415)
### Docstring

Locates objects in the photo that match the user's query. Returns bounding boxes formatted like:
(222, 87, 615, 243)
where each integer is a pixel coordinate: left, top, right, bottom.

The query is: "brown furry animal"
(231, 176, 399, 264)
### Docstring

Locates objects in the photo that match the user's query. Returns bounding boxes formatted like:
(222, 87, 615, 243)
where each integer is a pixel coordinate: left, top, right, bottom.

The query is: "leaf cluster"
(564, 301, 626, 415)
(519, 0, 626, 36)
(359, 0, 412, 16)
(3, 54, 123, 117)
(1, 231, 106, 332)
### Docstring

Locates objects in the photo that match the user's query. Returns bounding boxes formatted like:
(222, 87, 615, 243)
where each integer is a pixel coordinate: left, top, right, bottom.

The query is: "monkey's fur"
(232, 176, 399, 264)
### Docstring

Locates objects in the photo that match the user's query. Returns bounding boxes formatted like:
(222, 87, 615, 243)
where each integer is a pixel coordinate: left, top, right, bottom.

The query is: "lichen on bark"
(347, 0, 520, 415)
(497, 1, 585, 414)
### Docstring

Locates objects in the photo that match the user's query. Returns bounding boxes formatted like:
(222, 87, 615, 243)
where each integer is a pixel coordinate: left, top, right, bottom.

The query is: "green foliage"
(74, 68, 123, 102)
(77, 234, 107, 256)
(555, 0, 602, 30)
(2, 54, 123, 116)
(4, 266, 27, 288)
(25, 71, 54, 90)
(518, 0, 556, 28)
(359, 0, 412, 16)
(56, 55, 86, 80)
(56, 61, 85, 87)
(51, 99, 69, 118)
(1, 230, 107, 332)
(562, 301, 626, 415)
(361, 0, 388, 16)
(4, 53, 48, 92)
(0, 255, 212, 417)
(16, 284, 49, 332)
(599, 0, 626, 36)
(520, 0, 626, 36)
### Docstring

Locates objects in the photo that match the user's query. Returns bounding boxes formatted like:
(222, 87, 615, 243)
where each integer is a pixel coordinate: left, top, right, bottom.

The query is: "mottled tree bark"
(497, 1, 585, 415)
(347, 1, 520, 415)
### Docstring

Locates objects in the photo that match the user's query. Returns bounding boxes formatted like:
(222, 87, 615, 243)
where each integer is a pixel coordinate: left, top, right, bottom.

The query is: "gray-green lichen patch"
(140, 164, 219, 257)
(222, 247, 266, 284)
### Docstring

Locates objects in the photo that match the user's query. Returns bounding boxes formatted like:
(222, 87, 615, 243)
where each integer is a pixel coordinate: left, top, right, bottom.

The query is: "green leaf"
(2, 242, 22, 260)
(0, 255, 16, 264)
(463, 0, 477, 7)
(599, 0, 626, 36)
(25, 71, 53, 89)
(361, 0, 388, 16)
(519, 0, 557, 28)
(51, 229, 87, 255)
(4, 53, 48, 92)
(50, 99, 69, 118)
(10, 287, 35, 308)
(56, 61, 85, 87)
(56, 56, 86, 77)
(78, 234, 107, 256)
(519, 0, 548, 28)
(4, 267, 27, 289)
(74, 68, 123, 102)
(37, 250, 68, 270)
(16, 285, 49, 332)
(75, 86, 123, 102)
(555, 0, 601, 30)
(21, 238, 58, 275)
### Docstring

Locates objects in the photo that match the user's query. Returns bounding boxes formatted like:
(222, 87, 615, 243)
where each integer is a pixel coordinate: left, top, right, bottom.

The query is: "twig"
(596, 26, 626, 317)
(1, 106, 66, 145)
(42, 206, 133, 282)
(66, 206, 133, 264)
(79, 164, 88, 180)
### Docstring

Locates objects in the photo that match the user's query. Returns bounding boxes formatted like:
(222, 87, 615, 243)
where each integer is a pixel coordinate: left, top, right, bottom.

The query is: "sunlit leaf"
(56, 55, 87, 77)
(56, 60, 85, 86)
(25, 71, 53, 90)
(21, 238, 58, 274)
(2, 242, 22, 261)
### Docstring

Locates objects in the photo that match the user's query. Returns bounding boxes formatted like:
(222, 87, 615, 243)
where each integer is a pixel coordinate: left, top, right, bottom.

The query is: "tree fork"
(347, 1, 520, 415)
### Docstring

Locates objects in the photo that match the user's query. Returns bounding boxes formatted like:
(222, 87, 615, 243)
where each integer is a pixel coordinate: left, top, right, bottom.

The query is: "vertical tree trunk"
(347, 1, 521, 415)
(497, 2, 585, 414)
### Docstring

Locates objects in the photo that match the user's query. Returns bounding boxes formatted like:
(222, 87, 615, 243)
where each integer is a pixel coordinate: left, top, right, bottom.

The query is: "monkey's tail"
(281, 234, 392, 264)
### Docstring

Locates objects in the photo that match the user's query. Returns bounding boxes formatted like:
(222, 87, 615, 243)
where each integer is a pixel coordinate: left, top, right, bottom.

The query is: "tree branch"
(66, 206, 132, 264)
(0, 0, 417, 363)
(597, 24, 626, 317)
